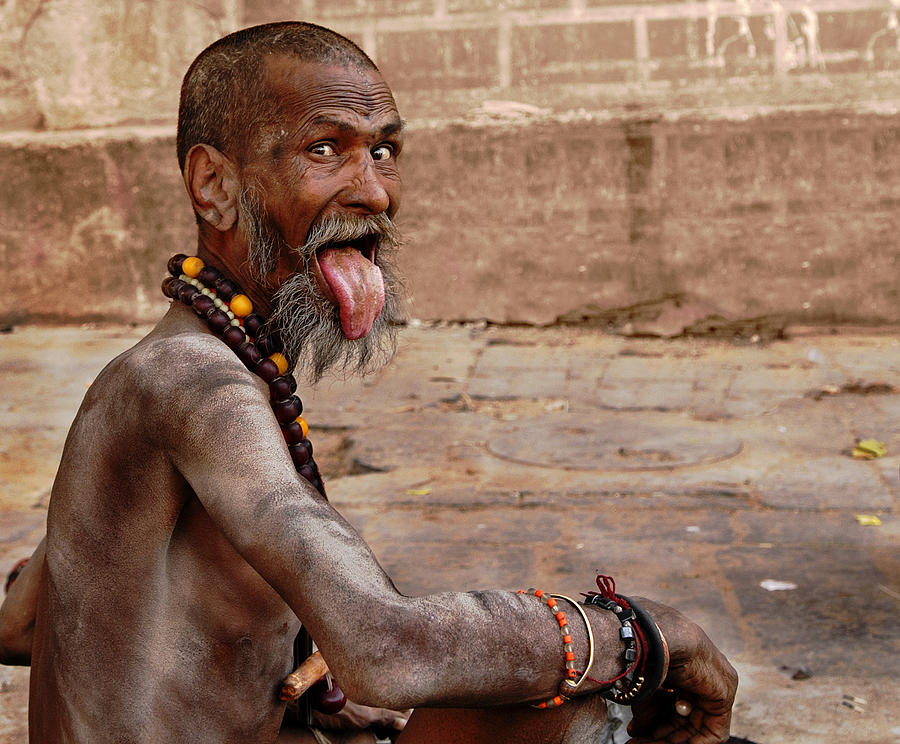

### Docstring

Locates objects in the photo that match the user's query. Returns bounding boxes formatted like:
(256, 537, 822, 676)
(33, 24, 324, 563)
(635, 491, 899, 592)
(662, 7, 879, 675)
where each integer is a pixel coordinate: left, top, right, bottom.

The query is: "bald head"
(176, 22, 378, 172)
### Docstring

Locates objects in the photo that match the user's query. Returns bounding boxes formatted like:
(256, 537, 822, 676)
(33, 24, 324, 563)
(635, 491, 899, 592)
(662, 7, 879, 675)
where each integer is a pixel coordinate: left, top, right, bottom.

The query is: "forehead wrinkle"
(305, 114, 404, 138)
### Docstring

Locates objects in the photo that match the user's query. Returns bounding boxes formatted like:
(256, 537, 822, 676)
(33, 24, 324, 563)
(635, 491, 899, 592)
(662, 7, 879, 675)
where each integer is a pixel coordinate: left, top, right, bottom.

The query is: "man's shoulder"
(112, 326, 256, 401)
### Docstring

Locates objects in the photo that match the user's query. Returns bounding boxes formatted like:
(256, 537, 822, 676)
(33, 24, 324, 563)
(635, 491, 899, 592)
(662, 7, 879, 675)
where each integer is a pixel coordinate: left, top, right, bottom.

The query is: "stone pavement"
(0, 323, 898, 743)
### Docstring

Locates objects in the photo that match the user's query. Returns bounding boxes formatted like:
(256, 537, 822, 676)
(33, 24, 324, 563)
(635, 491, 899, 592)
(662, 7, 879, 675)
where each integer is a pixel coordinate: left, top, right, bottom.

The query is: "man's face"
(237, 58, 406, 381)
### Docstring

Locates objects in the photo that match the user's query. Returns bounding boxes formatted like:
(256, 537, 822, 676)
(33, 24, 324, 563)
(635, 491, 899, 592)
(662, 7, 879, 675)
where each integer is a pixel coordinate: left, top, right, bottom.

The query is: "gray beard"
(238, 183, 405, 384)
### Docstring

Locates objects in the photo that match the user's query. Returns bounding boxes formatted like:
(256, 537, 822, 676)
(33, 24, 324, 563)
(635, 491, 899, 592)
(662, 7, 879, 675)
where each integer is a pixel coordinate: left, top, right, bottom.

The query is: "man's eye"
(309, 143, 336, 156)
(372, 144, 394, 161)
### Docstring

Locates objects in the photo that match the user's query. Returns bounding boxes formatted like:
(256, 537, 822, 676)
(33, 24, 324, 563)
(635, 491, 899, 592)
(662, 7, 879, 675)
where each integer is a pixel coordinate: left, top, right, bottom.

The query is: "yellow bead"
(270, 352, 289, 376)
(296, 416, 309, 438)
(229, 294, 253, 318)
(182, 256, 205, 278)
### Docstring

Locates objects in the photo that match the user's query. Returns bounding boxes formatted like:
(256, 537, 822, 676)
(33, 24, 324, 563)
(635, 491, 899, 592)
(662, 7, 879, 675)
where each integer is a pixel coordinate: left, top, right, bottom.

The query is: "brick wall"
(1, 0, 898, 326)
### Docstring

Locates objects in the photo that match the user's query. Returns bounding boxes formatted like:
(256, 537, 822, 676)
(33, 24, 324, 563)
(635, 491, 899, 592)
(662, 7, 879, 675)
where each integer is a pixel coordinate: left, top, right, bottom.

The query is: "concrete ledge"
(1, 107, 898, 326)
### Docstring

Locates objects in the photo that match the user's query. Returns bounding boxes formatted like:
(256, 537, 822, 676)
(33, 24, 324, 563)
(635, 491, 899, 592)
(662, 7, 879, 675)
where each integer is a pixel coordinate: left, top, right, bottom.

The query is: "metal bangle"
(551, 594, 595, 695)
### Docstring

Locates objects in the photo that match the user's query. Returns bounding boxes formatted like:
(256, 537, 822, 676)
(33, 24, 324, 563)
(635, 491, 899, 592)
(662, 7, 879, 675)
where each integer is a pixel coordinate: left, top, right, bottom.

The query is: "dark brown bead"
(178, 284, 199, 305)
(281, 420, 306, 445)
(255, 333, 282, 356)
(161, 277, 180, 298)
(197, 266, 221, 287)
(288, 441, 311, 467)
(191, 294, 215, 316)
(214, 278, 239, 302)
(269, 376, 293, 401)
(206, 309, 231, 333)
(236, 341, 263, 369)
(243, 313, 265, 337)
(222, 325, 246, 349)
(273, 395, 301, 424)
(167, 254, 188, 277)
(255, 357, 279, 382)
(298, 463, 317, 483)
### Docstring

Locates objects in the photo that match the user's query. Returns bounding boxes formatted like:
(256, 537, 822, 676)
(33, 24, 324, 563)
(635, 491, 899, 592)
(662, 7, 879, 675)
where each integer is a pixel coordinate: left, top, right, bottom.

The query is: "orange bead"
(562, 635, 573, 644)
(296, 416, 309, 438)
(565, 651, 575, 661)
(269, 352, 289, 376)
(534, 590, 544, 598)
(182, 256, 205, 278)
(546, 598, 557, 608)
(230, 294, 253, 317)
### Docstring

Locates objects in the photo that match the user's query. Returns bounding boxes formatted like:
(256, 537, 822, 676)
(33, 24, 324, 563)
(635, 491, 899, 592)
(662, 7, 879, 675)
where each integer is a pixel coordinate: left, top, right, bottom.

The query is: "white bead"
(230, 319, 242, 327)
(675, 700, 692, 717)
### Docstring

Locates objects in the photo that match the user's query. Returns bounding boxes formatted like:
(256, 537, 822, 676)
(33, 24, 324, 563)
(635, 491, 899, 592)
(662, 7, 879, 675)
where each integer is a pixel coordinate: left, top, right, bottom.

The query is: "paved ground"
(0, 323, 898, 743)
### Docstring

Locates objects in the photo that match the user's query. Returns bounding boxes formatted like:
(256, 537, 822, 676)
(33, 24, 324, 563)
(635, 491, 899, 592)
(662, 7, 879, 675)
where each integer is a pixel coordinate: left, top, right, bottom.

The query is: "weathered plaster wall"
(1, 0, 898, 326)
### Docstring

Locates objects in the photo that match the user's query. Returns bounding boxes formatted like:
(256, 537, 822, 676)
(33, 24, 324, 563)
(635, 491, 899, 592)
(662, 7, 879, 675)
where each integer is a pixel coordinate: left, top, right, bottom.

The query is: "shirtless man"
(0, 22, 737, 744)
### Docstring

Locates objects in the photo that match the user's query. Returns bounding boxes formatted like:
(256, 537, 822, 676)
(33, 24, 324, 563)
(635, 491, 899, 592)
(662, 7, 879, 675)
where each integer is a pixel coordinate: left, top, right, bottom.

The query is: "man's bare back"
(31, 306, 300, 741)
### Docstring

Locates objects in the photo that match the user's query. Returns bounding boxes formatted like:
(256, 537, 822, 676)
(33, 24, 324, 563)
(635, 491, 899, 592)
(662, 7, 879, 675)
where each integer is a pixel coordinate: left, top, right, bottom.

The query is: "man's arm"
(159, 340, 736, 739)
(0, 537, 45, 665)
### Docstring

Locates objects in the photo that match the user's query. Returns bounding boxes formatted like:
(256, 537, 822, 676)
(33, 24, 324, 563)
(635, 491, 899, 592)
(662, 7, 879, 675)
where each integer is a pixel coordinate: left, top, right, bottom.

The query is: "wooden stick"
(280, 650, 329, 702)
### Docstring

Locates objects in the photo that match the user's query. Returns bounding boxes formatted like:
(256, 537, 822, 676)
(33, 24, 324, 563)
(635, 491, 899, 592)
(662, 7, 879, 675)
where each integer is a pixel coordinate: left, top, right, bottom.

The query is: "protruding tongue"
(318, 246, 386, 340)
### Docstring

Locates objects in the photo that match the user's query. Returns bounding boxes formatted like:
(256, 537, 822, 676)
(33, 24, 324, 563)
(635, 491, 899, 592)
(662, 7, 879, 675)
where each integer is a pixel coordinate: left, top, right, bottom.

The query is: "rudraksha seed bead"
(197, 266, 222, 288)
(269, 375, 295, 401)
(161, 276, 181, 298)
(214, 278, 239, 302)
(255, 357, 280, 382)
(255, 333, 281, 357)
(178, 284, 200, 305)
(282, 420, 308, 445)
(191, 294, 216, 316)
(298, 463, 317, 484)
(236, 341, 263, 369)
(206, 309, 231, 333)
(222, 325, 246, 349)
(243, 313, 265, 338)
(274, 395, 302, 425)
(168, 254, 188, 277)
(288, 441, 311, 467)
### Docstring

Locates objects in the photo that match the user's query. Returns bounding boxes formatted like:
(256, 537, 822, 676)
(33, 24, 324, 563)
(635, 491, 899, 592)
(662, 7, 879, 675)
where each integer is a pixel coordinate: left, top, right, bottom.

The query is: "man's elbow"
(335, 657, 424, 710)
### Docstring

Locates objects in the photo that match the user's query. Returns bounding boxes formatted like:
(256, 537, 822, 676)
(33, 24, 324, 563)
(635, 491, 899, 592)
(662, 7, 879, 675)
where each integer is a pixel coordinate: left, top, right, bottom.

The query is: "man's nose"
(338, 155, 391, 215)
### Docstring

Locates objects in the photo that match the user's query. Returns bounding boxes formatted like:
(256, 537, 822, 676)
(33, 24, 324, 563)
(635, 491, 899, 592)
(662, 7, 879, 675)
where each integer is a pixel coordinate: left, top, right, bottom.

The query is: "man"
(0, 22, 737, 744)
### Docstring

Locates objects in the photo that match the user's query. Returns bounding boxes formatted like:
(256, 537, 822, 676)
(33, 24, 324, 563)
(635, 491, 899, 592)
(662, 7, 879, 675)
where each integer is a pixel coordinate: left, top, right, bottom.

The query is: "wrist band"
(551, 594, 595, 696)
(518, 588, 595, 709)
(582, 593, 645, 703)
(583, 575, 669, 706)
(621, 596, 669, 705)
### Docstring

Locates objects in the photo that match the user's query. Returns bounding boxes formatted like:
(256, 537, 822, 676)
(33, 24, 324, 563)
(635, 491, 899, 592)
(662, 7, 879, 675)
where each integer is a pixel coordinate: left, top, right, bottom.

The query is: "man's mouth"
(314, 235, 385, 340)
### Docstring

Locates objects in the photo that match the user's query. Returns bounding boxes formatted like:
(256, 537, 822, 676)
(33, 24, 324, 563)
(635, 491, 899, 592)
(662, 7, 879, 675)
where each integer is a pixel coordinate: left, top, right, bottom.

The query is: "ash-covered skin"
(0, 22, 738, 744)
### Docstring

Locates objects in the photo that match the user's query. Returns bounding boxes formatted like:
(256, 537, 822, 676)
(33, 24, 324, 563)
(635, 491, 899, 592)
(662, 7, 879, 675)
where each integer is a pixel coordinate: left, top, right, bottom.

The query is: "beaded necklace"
(162, 254, 325, 497)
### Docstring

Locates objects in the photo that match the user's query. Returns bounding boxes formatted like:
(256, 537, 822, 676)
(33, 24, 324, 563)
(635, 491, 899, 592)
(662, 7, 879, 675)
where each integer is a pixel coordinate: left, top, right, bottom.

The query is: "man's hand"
(625, 598, 738, 744)
(313, 699, 412, 737)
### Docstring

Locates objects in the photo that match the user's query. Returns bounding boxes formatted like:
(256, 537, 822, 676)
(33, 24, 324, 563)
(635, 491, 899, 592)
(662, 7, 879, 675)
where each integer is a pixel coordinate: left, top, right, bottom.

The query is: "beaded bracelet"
(582, 593, 646, 703)
(517, 589, 597, 708)
(551, 595, 595, 696)
(583, 575, 669, 706)
(518, 589, 574, 708)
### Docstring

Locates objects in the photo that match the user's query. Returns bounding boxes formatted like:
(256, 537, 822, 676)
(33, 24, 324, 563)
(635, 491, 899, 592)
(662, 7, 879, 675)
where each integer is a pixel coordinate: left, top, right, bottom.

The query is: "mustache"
(299, 212, 403, 260)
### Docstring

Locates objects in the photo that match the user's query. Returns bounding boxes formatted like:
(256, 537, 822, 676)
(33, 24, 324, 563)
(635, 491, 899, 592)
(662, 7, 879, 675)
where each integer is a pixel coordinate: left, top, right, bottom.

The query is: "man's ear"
(183, 144, 240, 231)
